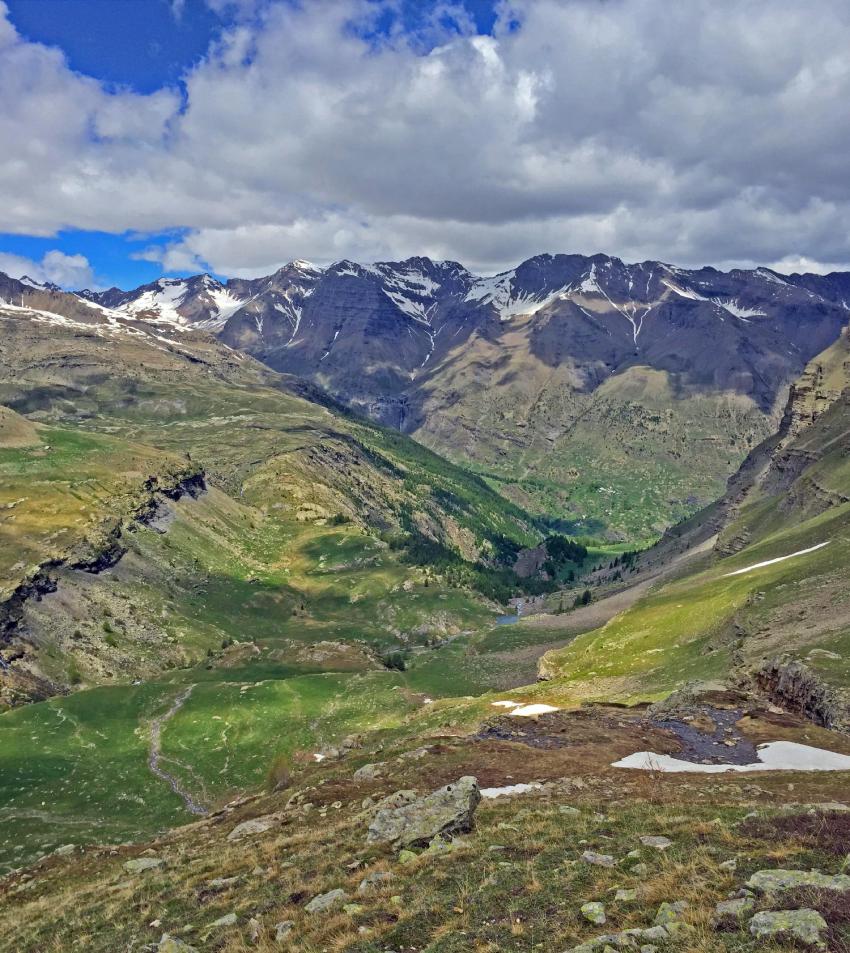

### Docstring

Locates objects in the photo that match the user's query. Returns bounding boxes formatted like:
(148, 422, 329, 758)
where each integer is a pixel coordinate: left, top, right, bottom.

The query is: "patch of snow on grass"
(722, 541, 829, 577)
(481, 783, 542, 799)
(491, 700, 521, 708)
(509, 703, 559, 717)
(612, 741, 850, 773)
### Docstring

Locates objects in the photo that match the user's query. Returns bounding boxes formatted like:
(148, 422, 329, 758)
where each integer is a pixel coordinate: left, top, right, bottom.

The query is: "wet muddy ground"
(476, 703, 760, 765)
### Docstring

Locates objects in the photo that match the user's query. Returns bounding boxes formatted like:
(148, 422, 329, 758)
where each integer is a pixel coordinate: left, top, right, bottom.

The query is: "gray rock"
(614, 888, 637, 902)
(158, 936, 198, 953)
(624, 926, 669, 941)
(654, 900, 688, 929)
(227, 813, 279, 842)
(747, 868, 850, 893)
(629, 862, 649, 876)
(640, 947, 658, 953)
(210, 912, 237, 928)
(581, 851, 616, 868)
(207, 876, 240, 890)
(366, 776, 480, 847)
(749, 909, 827, 946)
(247, 917, 261, 942)
(357, 870, 395, 895)
(354, 762, 386, 782)
(124, 857, 164, 873)
(581, 901, 606, 925)
(713, 897, 754, 921)
(639, 835, 672, 850)
(304, 888, 348, 914)
(274, 921, 294, 942)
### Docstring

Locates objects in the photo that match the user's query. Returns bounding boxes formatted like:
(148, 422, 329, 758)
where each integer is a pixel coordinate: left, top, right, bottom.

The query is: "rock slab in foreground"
(366, 776, 481, 847)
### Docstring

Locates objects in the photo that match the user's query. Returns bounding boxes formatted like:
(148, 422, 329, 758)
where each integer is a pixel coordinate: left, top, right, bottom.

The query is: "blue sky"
(0, 0, 503, 288)
(1, 0, 848, 289)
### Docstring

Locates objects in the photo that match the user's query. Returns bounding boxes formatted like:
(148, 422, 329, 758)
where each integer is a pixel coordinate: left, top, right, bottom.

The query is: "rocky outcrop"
(0, 467, 206, 706)
(751, 659, 849, 731)
(746, 868, 850, 893)
(366, 776, 481, 847)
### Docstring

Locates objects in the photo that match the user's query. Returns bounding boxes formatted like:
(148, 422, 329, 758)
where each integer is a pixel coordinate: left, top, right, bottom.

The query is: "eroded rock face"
(749, 909, 827, 947)
(753, 659, 848, 730)
(366, 776, 480, 847)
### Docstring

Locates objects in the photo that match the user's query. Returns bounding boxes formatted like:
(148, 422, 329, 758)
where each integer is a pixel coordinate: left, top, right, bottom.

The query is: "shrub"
(265, 753, 292, 793)
(382, 650, 407, 672)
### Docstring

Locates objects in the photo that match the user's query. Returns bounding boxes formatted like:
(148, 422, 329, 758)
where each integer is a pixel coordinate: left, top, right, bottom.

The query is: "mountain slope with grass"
(536, 326, 850, 724)
(0, 293, 545, 709)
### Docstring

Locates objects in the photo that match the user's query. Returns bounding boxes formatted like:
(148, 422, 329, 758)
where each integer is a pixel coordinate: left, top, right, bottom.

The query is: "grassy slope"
(536, 338, 850, 707)
(0, 311, 549, 868)
(3, 693, 850, 953)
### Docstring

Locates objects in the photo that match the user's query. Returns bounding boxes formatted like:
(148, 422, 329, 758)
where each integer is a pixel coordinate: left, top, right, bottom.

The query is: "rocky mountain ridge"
(4, 254, 850, 536)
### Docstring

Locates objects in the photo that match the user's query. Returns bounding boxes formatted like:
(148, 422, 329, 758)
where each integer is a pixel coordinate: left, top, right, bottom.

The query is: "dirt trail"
(148, 685, 207, 816)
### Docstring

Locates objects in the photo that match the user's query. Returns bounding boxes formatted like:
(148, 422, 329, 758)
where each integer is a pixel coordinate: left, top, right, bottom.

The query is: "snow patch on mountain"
(465, 270, 569, 320)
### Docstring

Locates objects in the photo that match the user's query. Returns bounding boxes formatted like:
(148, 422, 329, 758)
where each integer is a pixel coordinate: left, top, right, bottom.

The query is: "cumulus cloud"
(2, 0, 850, 277)
(0, 249, 96, 288)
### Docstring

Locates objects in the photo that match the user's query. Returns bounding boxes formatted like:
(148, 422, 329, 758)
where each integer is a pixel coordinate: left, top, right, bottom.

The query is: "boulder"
(654, 900, 688, 930)
(227, 813, 279, 842)
(158, 936, 198, 953)
(366, 777, 480, 847)
(639, 836, 672, 850)
(581, 902, 606, 925)
(354, 762, 386, 782)
(581, 851, 615, 868)
(124, 857, 164, 874)
(712, 897, 754, 922)
(304, 888, 348, 914)
(749, 909, 827, 947)
(274, 921, 294, 942)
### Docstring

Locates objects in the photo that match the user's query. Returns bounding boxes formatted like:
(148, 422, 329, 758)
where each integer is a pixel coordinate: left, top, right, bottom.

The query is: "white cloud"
(2, 0, 850, 277)
(0, 249, 96, 288)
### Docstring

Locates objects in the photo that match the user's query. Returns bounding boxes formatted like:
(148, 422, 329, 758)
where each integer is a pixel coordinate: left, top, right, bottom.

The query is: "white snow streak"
(722, 541, 829, 577)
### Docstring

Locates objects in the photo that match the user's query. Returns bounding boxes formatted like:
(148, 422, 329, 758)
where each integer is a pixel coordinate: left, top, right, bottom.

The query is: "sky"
(1, 0, 849, 289)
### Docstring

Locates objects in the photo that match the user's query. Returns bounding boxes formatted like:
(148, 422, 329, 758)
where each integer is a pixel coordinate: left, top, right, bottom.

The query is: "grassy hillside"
(0, 306, 558, 868)
(537, 331, 850, 718)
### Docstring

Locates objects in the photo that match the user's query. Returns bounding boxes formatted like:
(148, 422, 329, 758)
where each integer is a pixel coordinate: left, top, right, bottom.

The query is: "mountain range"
(7, 253, 850, 538)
